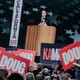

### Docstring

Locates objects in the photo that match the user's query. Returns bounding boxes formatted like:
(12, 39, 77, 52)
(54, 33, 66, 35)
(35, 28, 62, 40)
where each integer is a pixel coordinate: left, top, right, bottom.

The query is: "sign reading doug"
(59, 42, 80, 71)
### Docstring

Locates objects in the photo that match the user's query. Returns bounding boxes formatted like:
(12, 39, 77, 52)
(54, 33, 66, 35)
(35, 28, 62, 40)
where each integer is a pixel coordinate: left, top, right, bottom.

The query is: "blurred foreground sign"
(0, 51, 30, 76)
(12, 49, 36, 65)
(0, 47, 6, 52)
(59, 42, 80, 71)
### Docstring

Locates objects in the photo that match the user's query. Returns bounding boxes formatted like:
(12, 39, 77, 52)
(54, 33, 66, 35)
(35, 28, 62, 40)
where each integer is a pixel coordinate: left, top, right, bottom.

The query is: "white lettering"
(62, 46, 80, 65)
(0, 55, 26, 75)
(6, 58, 14, 69)
(75, 47, 80, 59)
(67, 50, 74, 62)
(18, 62, 26, 75)
(12, 60, 20, 72)
(0, 55, 8, 67)
(51, 49, 60, 60)
(20, 52, 33, 61)
(62, 52, 69, 65)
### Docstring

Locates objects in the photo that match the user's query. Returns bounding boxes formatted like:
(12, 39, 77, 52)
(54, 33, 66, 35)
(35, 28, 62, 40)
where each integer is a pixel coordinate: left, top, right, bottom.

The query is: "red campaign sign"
(0, 47, 6, 52)
(13, 49, 36, 65)
(59, 42, 80, 71)
(0, 51, 30, 76)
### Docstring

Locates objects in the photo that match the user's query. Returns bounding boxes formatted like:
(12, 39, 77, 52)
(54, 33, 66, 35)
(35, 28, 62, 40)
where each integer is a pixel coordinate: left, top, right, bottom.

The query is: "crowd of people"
(0, 62, 80, 80)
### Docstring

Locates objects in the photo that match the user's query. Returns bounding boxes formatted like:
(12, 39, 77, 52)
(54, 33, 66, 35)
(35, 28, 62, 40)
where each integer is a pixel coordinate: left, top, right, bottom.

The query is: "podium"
(25, 25, 56, 56)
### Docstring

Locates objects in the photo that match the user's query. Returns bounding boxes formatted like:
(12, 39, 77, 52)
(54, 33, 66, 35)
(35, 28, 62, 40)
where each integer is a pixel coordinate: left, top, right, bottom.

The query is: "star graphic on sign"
(65, 29, 74, 35)
(0, 3, 3, 6)
(57, 35, 66, 42)
(47, 11, 54, 16)
(40, 5, 47, 9)
(73, 25, 80, 29)
(48, 15, 58, 25)
(70, 2, 75, 5)
(0, 18, 8, 23)
(62, 16, 69, 20)
(32, 8, 39, 12)
(57, 20, 63, 24)
(0, 9, 5, 14)
(2, 29, 7, 34)
(0, 22, 11, 29)
(69, 30, 80, 42)
(78, 8, 80, 10)
(2, 28, 10, 34)
(66, 4, 71, 7)
(68, 13, 74, 17)
(6, 1, 13, 4)
(74, 0, 78, 3)
(23, 11, 31, 15)
(9, 7, 13, 10)
(74, 10, 79, 14)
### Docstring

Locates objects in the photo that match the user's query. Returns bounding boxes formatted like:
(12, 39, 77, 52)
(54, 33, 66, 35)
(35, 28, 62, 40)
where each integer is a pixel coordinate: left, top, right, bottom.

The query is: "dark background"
(0, 0, 80, 48)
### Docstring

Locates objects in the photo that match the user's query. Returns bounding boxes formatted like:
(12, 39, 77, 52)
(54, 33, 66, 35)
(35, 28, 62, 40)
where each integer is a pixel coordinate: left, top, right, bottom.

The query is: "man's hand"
(53, 74, 58, 78)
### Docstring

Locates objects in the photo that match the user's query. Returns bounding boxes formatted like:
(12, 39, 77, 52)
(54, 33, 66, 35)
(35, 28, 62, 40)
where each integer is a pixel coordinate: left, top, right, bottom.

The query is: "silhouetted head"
(24, 72, 35, 80)
(0, 74, 6, 80)
(44, 76, 51, 80)
(42, 68, 50, 77)
(0, 69, 8, 78)
(38, 63, 43, 72)
(8, 73, 23, 80)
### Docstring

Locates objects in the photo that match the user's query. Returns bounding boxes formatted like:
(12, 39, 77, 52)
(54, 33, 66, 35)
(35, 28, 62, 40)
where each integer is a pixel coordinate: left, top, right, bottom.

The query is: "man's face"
(28, 66, 33, 72)
(54, 64, 59, 70)
(41, 11, 46, 17)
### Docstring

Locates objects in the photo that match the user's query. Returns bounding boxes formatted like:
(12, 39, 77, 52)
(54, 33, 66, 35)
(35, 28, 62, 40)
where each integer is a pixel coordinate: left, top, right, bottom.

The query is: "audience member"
(36, 73, 44, 80)
(51, 63, 60, 80)
(24, 72, 35, 80)
(8, 73, 23, 80)
(28, 66, 33, 72)
(38, 63, 43, 72)
(0, 62, 79, 80)
(0, 74, 6, 80)
(42, 68, 50, 77)
(44, 76, 51, 80)
(0, 69, 8, 80)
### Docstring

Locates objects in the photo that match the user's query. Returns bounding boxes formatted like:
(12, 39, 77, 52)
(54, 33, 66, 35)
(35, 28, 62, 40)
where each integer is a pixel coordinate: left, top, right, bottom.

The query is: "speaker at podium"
(25, 10, 56, 56)
(25, 25, 56, 56)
